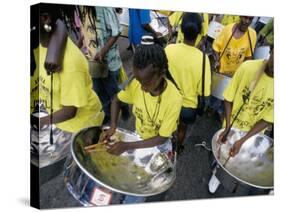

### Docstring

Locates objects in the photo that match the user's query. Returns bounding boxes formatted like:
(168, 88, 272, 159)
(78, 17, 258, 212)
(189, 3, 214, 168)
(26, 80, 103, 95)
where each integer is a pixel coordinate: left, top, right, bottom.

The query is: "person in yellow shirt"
(31, 4, 104, 134)
(218, 47, 273, 157)
(212, 16, 257, 76)
(103, 35, 183, 156)
(165, 13, 211, 150)
(169, 11, 209, 47)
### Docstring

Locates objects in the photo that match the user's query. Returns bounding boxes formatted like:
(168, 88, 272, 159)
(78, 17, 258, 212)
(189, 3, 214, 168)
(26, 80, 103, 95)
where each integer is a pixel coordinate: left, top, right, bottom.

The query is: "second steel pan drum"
(211, 71, 232, 100)
(31, 112, 73, 168)
(254, 46, 270, 60)
(64, 126, 176, 206)
(212, 128, 273, 189)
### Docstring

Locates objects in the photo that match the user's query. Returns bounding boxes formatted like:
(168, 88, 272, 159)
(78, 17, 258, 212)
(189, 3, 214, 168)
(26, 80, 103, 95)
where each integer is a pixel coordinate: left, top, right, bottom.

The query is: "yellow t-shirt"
(223, 60, 273, 132)
(117, 79, 183, 139)
(169, 12, 209, 46)
(213, 23, 257, 75)
(30, 38, 104, 133)
(165, 43, 211, 108)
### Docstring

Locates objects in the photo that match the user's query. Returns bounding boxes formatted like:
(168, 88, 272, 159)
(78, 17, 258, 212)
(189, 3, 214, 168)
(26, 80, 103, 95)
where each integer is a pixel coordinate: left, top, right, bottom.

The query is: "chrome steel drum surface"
(212, 128, 273, 189)
(31, 112, 72, 168)
(211, 71, 231, 100)
(254, 46, 270, 60)
(70, 127, 176, 196)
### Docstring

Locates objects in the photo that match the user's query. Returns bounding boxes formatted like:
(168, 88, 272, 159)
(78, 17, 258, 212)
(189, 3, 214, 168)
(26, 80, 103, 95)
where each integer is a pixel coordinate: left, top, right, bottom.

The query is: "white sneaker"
(208, 174, 221, 193)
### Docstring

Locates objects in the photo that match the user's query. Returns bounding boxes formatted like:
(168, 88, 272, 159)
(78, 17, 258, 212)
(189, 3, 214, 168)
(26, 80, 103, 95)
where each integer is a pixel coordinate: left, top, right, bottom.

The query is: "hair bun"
(141, 35, 155, 45)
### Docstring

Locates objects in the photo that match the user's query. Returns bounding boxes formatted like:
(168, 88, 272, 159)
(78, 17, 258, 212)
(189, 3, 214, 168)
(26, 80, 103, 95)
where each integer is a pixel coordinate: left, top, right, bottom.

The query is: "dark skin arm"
(218, 100, 233, 143)
(102, 95, 167, 155)
(44, 19, 67, 73)
(94, 35, 120, 62)
(106, 135, 168, 155)
(142, 23, 162, 38)
(229, 119, 270, 157)
(40, 106, 77, 126)
(244, 56, 252, 61)
(212, 50, 220, 72)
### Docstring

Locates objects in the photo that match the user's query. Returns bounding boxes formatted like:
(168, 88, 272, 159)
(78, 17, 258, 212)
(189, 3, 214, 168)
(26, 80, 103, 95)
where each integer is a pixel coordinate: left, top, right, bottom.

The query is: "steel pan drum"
(211, 71, 232, 100)
(254, 46, 270, 60)
(31, 112, 72, 168)
(212, 128, 273, 189)
(64, 127, 176, 206)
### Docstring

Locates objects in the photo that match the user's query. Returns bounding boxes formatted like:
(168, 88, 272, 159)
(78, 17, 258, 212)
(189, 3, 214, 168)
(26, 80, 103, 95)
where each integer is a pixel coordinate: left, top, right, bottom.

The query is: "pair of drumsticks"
(84, 140, 117, 153)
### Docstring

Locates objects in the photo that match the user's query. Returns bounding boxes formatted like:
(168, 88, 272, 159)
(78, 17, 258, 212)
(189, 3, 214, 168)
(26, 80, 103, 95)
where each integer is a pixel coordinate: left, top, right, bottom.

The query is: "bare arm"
(218, 100, 233, 143)
(45, 19, 67, 73)
(142, 23, 162, 38)
(106, 135, 168, 155)
(102, 95, 122, 141)
(229, 119, 270, 157)
(224, 100, 233, 129)
(94, 35, 120, 61)
(40, 105, 77, 126)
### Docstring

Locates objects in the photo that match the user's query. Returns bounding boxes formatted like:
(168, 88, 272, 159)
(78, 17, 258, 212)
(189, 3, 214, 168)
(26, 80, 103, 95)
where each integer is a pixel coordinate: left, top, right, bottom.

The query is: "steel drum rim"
(212, 128, 273, 189)
(31, 112, 72, 168)
(70, 126, 174, 197)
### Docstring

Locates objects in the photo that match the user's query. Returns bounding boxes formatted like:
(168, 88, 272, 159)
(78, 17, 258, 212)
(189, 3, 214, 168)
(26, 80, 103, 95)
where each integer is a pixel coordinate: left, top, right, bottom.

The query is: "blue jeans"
(93, 69, 129, 121)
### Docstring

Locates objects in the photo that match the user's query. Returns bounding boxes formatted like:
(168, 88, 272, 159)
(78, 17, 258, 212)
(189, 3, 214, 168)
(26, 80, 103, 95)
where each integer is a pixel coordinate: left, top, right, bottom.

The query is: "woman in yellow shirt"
(31, 4, 104, 134)
(103, 35, 182, 156)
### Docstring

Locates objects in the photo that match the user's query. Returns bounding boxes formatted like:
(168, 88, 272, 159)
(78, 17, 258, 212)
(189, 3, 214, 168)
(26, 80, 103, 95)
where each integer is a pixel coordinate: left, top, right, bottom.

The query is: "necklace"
(142, 91, 162, 127)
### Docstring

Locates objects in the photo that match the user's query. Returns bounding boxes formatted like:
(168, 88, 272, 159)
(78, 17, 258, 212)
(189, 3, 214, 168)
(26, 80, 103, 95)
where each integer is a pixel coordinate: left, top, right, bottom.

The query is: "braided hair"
(133, 35, 180, 91)
(133, 35, 168, 76)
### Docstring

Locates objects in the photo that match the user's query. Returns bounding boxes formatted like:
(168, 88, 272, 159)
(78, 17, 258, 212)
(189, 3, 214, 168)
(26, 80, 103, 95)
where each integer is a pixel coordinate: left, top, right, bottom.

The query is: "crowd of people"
(30, 3, 274, 205)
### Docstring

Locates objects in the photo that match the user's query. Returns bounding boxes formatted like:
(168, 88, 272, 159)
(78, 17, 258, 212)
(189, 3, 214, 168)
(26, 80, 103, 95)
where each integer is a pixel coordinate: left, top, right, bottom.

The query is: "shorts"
(180, 107, 197, 125)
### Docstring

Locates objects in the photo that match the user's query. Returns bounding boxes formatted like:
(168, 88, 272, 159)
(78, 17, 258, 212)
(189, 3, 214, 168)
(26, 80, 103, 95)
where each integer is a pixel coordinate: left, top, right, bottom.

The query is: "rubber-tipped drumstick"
(85, 149, 106, 153)
(84, 142, 105, 151)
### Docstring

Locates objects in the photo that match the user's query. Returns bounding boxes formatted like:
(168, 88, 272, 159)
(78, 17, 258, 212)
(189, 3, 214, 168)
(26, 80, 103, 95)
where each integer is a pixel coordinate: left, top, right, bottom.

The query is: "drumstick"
(85, 148, 106, 153)
(223, 155, 231, 167)
(84, 142, 105, 151)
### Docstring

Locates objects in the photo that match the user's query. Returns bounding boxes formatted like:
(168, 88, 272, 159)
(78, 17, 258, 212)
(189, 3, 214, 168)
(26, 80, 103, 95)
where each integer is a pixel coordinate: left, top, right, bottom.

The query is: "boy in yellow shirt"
(165, 13, 211, 150)
(218, 47, 273, 157)
(212, 16, 257, 76)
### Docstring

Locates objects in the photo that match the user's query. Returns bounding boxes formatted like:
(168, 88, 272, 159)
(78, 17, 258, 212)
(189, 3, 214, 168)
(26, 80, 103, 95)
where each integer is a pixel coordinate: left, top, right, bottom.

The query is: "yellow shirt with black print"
(118, 79, 183, 139)
(213, 23, 257, 76)
(223, 60, 273, 132)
